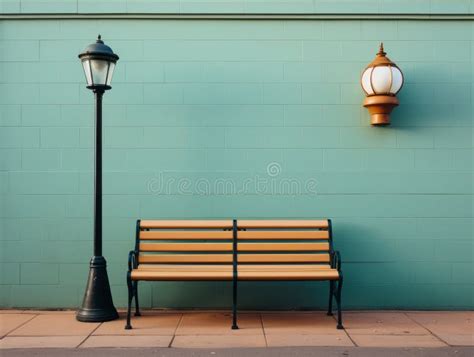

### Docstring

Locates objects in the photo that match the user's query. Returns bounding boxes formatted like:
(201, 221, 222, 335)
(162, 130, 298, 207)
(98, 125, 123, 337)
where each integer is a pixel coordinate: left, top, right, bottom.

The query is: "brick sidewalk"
(0, 310, 472, 349)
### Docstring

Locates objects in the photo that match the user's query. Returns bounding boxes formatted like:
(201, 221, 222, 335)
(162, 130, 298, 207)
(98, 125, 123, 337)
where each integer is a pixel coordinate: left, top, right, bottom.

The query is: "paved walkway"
(3, 347, 474, 357)
(0, 310, 472, 350)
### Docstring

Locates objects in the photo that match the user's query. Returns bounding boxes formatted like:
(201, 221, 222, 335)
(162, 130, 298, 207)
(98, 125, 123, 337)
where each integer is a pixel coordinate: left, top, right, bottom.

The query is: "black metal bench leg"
(134, 281, 141, 316)
(336, 276, 344, 329)
(125, 273, 133, 329)
(327, 280, 334, 316)
(231, 279, 239, 329)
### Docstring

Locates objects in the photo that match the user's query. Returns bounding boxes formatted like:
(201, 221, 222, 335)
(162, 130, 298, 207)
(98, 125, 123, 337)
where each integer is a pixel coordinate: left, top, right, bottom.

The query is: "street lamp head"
(79, 35, 119, 91)
(360, 43, 404, 126)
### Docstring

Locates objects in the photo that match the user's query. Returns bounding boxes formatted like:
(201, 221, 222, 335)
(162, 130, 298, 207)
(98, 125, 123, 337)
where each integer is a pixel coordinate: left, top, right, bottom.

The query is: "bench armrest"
(331, 251, 342, 272)
(128, 250, 138, 271)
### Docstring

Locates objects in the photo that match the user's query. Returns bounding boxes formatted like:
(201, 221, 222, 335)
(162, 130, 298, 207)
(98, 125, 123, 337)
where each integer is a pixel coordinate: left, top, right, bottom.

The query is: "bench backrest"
(236, 220, 331, 265)
(137, 220, 235, 265)
(135, 219, 331, 266)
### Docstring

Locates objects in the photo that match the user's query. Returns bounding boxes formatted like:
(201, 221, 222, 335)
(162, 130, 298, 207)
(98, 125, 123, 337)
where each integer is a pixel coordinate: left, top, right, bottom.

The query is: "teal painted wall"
(0, 11, 473, 309)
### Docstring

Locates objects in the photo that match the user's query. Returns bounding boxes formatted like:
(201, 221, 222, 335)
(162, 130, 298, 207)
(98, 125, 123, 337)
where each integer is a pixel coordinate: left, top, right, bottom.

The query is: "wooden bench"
(126, 219, 343, 330)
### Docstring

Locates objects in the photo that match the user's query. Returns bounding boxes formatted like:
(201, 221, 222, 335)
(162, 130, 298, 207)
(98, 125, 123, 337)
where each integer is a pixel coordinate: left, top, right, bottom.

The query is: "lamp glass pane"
(390, 67, 403, 94)
(372, 66, 392, 94)
(90, 59, 109, 86)
(106, 62, 115, 86)
(361, 67, 374, 95)
(81, 59, 93, 86)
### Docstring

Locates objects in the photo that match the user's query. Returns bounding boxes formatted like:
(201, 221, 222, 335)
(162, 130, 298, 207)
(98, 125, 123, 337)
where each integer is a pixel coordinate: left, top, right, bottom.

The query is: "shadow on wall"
(147, 281, 330, 311)
(389, 62, 471, 128)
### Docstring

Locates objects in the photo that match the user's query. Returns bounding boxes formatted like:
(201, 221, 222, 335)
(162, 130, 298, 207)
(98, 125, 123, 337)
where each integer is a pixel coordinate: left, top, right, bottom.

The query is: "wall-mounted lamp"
(361, 43, 404, 126)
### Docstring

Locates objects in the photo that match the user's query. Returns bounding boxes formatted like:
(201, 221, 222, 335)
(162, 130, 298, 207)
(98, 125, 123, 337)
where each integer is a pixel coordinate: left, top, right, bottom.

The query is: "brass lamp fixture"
(361, 43, 404, 126)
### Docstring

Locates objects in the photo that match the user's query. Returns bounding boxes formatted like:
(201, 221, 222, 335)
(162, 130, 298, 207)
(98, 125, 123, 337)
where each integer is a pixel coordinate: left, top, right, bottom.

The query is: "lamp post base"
(77, 256, 119, 322)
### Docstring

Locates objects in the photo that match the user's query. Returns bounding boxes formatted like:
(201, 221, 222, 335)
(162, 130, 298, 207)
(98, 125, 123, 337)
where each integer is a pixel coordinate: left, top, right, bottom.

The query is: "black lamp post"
(76, 35, 119, 322)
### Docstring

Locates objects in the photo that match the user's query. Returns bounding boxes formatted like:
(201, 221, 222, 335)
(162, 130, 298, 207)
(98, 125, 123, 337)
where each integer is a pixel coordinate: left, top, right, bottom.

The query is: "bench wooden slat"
(131, 269, 338, 281)
(238, 242, 329, 251)
(239, 253, 330, 263)
(239, 264, 330, 270)
(138, 253, 330, 264)
(138, 264, 332, 271)
(238, 220, 328, 229)
(140, 231, 233, 240)
(140, 242, 329, 252)
(139, 254, 232, 264)
(238, 231, 329, 240)
(131, 270, 233, 281)
(140, 220, 233, 229)
(238, 270, 339, 281)
(140, 242, 232, 252)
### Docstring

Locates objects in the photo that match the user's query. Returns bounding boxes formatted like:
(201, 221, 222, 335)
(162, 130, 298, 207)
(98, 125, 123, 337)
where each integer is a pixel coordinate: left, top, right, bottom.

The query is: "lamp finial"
(97, 34, 103, 43)
(377, 42, 386, 56)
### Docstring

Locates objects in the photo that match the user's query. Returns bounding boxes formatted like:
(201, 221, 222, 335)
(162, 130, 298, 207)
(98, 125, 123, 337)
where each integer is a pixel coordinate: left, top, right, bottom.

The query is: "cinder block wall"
(0, 1, 472, 309)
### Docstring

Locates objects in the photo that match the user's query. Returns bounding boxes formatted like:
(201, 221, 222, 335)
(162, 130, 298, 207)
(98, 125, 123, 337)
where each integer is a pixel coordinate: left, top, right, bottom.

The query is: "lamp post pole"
(94, 89, 103, 258)
(76, 36, 119, 323)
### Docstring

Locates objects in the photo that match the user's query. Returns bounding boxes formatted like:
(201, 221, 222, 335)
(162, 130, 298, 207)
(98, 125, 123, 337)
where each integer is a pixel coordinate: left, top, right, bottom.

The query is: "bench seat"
(132, 264, 339, 281)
